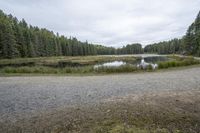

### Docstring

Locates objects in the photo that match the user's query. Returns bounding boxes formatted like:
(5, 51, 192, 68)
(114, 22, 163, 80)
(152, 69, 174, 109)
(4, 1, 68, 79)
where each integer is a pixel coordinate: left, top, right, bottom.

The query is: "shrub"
(94, 65, 138, 73)
(1, 66, 59, 74)
(158, 57, 200, 69)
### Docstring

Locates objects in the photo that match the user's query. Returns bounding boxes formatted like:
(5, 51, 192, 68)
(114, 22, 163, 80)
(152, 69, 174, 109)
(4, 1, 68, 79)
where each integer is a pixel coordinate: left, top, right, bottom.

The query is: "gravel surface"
(0, 67, 200, 121)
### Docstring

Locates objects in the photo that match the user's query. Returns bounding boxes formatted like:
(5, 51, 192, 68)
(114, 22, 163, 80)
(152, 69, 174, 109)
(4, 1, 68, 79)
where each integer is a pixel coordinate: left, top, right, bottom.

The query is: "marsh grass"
(0, 65, 154, 74)
(0, 66, 94, 74)
(158, 56, 200, 69)
(0, 55, 140, 74)
(0, 55, 199, 74)
(94, 65, 138, 73)
(0, 55, 138, 68)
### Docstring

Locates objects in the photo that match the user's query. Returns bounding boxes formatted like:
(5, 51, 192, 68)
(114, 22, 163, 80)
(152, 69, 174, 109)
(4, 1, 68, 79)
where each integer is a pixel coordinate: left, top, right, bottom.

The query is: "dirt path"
(0, 67, 200, 121)
(1, 88, 200, 133)
(0, 67, 200, 132)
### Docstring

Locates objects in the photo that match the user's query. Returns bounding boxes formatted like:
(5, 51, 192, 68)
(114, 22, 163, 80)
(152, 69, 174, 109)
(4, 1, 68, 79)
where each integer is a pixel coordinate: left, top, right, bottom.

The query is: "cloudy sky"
(0, 0, 200, 47)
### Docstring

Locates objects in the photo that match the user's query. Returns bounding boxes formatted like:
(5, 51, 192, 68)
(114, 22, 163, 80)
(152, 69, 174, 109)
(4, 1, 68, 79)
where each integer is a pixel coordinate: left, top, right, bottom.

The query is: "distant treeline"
(0, 10, 143, 59)
(144, 39, 183, 54)
(1, 9, 199, 59)
(144, 11, 200, 56)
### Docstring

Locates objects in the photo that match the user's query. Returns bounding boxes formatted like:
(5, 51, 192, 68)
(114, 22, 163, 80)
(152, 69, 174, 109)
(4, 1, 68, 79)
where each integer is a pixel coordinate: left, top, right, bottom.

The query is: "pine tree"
(24, 29, 35, 57)
(0, 19, 19, 58)
(13, 18, 26, 57)
(0, 28, 2, 57)
(184, 11, 200, 56)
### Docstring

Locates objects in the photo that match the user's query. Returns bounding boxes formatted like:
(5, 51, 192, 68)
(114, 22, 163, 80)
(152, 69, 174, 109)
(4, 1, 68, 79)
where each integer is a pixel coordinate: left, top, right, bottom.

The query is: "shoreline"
(0, 64, 200, 77)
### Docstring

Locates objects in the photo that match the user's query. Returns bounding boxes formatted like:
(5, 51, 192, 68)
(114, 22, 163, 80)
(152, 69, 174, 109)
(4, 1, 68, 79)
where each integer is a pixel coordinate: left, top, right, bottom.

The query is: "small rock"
(106, 109, 111, 113)
(175, 99, 179, 102)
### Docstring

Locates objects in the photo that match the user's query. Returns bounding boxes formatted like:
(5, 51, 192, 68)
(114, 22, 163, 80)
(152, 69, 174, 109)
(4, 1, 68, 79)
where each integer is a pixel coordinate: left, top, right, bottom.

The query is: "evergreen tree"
(0, 19, 19, 58)
(2, 9, 200, 58)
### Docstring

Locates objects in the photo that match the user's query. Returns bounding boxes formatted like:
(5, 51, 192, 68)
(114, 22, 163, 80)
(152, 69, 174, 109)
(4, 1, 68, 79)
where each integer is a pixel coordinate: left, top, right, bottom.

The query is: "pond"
(94, 56, 169, 68)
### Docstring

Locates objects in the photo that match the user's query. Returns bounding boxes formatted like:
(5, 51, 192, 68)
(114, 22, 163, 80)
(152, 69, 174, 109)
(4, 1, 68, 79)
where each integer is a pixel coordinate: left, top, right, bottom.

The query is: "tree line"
(117, 43, 143, 54)
(0, 10, 102, 58)
(1, 9, 199, 59)
(144, 39, 183, 54)
(0, 10, 143, 59)
(144, 11, 200, 56)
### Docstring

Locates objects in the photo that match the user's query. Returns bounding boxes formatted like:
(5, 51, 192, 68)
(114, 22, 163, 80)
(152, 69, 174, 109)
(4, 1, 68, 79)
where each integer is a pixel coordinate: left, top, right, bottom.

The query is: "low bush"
(1, 66, 59, 74)
(94, 65, 138, 73)
(62, 66, 93, 73)
(158, 57, 200, 69)
(0, 66, 94, 74)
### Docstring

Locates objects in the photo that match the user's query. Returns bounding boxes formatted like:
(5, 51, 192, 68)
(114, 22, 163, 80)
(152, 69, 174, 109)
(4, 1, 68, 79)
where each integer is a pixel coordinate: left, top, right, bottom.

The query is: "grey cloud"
(0, 0, 200, 47)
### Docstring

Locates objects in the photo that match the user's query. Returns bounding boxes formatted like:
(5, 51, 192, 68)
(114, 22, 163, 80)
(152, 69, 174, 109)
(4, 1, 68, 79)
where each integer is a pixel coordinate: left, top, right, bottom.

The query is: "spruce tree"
(0, 19, 19, 58)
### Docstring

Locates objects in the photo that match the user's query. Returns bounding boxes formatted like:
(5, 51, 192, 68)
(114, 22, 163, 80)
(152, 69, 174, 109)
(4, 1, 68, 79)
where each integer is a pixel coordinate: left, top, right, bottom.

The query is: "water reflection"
(144, 56, 168, 63)
(94, 56, 169, 69)
(137, 59, 158, 69)
(94, 61, 126, 68)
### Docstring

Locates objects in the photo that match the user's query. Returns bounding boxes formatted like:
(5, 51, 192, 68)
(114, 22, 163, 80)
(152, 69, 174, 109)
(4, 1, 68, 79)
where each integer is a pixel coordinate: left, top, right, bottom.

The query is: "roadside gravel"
(0, 67, 200, 121)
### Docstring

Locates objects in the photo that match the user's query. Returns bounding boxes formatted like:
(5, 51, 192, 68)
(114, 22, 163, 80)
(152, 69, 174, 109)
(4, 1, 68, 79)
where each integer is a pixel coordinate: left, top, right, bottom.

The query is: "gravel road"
(0, 67, 200, 121)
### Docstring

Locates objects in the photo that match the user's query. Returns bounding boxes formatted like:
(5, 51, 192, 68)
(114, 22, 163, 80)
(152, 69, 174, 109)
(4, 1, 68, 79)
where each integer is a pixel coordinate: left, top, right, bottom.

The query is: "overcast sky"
(0, 0, 200, 47)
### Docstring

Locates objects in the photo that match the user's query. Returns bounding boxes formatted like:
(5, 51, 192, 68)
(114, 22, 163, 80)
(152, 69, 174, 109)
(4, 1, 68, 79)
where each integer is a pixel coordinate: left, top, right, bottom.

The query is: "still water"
(94, 56, 169, 68)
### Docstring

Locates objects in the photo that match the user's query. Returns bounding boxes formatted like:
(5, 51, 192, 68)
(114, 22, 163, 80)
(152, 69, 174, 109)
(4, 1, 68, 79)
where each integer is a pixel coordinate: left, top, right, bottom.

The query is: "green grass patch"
(94, 65, 138, 73)
(158, 56, 200, 69)
(0, 66, 94, 74)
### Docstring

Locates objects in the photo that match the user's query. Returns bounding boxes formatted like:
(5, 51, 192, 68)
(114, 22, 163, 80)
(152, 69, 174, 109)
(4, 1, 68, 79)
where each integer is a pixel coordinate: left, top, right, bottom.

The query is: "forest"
(0, 10, 143, 59)
(0, 9, 200, 59)
(144, 11, 200, 56)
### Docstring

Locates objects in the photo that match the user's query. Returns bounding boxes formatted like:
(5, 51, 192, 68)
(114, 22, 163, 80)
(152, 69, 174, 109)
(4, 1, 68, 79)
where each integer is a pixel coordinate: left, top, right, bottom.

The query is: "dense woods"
(0, 10, 103, 58)
(144, 39, 183, 54)
(144, 11, 200, 56)
(0, 9, 200, 59)
(184, 11, 200, 56)
(0, 10, 143, 59)
(117, 43, 143, 54)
